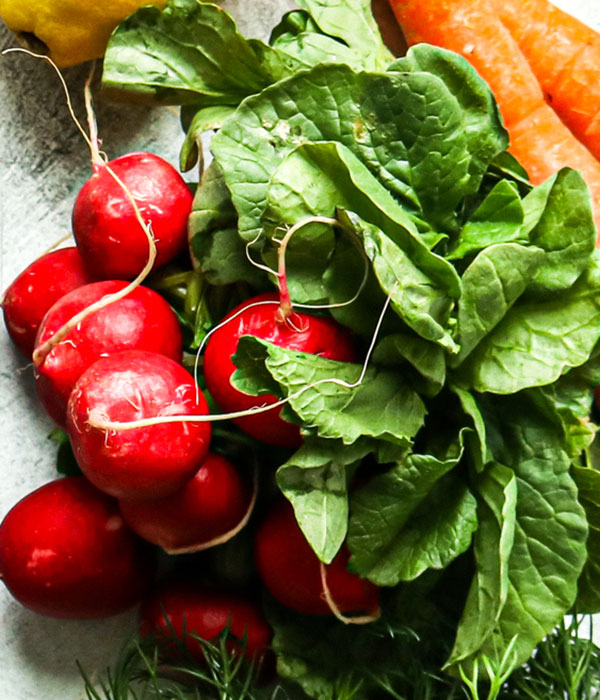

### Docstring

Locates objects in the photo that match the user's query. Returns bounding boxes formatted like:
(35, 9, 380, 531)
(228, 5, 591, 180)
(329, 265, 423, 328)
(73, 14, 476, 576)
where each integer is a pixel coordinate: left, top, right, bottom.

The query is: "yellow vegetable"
(0, 0, 167, 67)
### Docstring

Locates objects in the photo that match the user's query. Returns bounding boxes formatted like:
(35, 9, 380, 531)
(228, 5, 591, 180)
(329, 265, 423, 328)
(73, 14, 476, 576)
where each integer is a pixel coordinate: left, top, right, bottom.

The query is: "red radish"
(0, 477, 154, 619)
(203, 293, 356, 447)
(72, 152, 193, 280)
(34, 280, 183, 426)
(119, 452, 252, 553)
(1, 246, 94, 356)
(140, 580, 271, 662)
(254, 500, 379, 617)
(66, 349, 211, 501)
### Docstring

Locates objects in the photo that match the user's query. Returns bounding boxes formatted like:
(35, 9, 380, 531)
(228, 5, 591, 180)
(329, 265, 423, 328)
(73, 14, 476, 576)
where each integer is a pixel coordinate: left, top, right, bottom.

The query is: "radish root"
(162, 465, 259, 555)
(87, 287, 395, 432)
(32, 225, 157, 367)
(272, 216, 340, 322)
(9, 50, 159, 368)
(319, 562, 381, 625)
(83, 62, 106, 173)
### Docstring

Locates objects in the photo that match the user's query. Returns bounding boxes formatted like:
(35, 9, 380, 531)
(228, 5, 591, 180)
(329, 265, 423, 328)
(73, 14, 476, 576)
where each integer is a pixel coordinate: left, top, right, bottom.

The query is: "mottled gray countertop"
(0, 1, 599, 698)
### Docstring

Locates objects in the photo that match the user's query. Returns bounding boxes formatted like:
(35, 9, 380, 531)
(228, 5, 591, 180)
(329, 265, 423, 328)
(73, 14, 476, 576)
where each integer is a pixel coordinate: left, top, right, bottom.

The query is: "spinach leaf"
(528, 376, 597, 458)
(448, 395, 588, 672)
(189, 162, 266, 287)
(295, 0, 393, 71)
(390, 43, 508, 199)
(338, 210, 459, 352)
(270, 7, 379, 72)
(347, 432, 477, 586)
(102, 0, 298, 105)
(522, 168, 596, 296)
(455, 253, 600, 393)
(447, 462, 517, 667)
(212, 58, 506, 241)
(572, 466, 600, 613)
(448, 180, 526, 260)
(452, 243, 544, 365)
(262, 143, 460, 318)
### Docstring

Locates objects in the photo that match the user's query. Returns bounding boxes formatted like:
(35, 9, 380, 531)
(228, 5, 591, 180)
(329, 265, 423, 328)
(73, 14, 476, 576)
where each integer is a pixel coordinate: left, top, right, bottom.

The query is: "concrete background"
(0, 1, 599, 698)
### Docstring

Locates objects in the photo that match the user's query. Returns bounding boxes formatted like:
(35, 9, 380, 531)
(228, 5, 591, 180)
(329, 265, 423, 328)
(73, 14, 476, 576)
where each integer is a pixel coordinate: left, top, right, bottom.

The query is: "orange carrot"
(491, 0, 600, 162)
(387, 0, 600, 236)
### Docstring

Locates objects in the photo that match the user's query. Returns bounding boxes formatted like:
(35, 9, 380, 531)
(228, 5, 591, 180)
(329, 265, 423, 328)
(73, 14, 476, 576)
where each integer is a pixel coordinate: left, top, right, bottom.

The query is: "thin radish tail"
(87, 286, 395, 433)
(2, 48, 157, 369)
(161, 465, 259, 555)
(2, 48, 102, 171)
(83, 62, 106, 174)
(32, 226, 157, 368)
(319, 561, 381, 625)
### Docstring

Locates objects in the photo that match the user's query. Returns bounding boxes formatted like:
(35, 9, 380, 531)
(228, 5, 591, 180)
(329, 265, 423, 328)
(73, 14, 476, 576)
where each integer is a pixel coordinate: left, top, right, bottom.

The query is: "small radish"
(254, 500, 379, 617)
(34, 280, 183, 426)
(66, 350, 211, 501)
(119, 451, 252, 553)
(0, 477, 154, 619)
(203, 293, 356, 447)
(140, 579, 271, 662)
(1, 246, 94, 356)
(72, 152, 193, 280)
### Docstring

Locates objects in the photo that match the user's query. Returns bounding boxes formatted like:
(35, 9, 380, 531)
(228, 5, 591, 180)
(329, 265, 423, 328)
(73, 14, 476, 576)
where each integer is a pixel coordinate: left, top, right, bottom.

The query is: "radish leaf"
(455, 254, 600, 393)
(232, 336, 426, 446)
(102, 0, 298, 105)
(347, 431, 476, 585)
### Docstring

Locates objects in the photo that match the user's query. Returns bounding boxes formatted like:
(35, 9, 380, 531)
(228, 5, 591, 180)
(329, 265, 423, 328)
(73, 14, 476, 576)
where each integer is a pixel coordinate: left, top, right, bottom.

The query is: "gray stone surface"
(0, 0, 598, 698)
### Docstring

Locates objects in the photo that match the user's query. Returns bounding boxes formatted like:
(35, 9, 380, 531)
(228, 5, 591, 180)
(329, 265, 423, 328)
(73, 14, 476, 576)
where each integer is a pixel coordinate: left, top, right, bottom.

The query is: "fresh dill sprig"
(78, 626, 264, 700)
(499, 615, 600, 699)
(78, 615, 600, 700)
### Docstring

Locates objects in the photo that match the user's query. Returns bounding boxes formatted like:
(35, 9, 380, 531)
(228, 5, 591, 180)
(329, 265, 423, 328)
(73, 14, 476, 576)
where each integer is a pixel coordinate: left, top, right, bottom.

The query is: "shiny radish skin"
(34, 280, 183, 426)
(72, 152, 193, 280)
(0, 477, 154, 619)
(119, 452, 250, 553)
(140, 580, 271, 662)
(203, 293, 356, 447)
(1, 247, 94, 356)
(254, 500, 379, 617)
(67, 350, 211, 501)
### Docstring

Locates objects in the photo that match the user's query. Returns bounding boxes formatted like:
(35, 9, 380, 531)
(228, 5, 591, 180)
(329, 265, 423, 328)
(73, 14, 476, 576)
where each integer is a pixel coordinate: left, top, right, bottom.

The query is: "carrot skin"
(387, 0, 600, 236)
(491, 0, 600, 161)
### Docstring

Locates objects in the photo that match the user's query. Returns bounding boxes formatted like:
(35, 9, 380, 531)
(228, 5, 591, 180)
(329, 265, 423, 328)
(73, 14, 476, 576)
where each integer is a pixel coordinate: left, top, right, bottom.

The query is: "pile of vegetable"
(3, 0, 600, 697)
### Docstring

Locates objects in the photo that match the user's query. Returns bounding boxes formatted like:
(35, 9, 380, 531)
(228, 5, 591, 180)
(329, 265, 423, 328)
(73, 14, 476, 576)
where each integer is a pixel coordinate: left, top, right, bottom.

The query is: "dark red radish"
(203, 293, 356, 447)
(72, 152, 193, 280)
(66, 349, 211, 501)
(0, 477, 154, 619)
(140, 580, 271, 662)
(1, 246, 94, 356)
(119, 452, 252, 553)
(254, 500, 379, 617)
(34, 280, 183, 426)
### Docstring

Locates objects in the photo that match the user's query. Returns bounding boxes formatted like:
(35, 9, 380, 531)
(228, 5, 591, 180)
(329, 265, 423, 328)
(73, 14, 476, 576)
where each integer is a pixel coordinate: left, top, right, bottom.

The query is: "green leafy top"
(102, 1, 600, 697)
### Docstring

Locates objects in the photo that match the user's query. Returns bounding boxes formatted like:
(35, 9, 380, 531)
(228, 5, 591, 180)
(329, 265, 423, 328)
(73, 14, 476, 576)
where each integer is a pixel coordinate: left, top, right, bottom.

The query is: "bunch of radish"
(0, 104, 379, 670)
